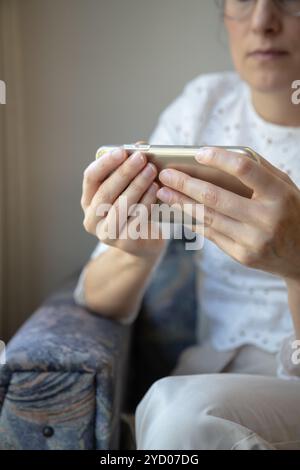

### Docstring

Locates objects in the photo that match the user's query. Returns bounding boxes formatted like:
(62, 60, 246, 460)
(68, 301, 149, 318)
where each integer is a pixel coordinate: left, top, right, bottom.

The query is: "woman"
(74, 0, 300, 449)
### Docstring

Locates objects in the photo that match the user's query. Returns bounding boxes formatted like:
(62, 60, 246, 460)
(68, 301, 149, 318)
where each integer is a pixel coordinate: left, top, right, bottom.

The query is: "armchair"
(0, 236, 197, 450)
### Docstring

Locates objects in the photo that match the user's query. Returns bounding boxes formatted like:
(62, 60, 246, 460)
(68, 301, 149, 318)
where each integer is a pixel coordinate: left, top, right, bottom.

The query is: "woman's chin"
(243, 70, 294, 94)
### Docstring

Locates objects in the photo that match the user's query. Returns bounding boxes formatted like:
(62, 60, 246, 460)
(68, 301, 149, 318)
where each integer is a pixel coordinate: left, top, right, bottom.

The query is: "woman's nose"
(250, 0, 282, 35)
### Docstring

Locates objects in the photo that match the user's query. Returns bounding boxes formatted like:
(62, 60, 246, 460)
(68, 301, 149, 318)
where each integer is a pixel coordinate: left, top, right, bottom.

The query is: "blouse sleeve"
(277, 333, 300, 380)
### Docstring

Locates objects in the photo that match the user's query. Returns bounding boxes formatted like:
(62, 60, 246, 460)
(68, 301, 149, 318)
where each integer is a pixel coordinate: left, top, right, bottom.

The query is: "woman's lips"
(247, 50, 289, 61)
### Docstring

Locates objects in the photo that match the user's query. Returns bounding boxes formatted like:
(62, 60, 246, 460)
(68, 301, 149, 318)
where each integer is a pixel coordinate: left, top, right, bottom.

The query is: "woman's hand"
(157, 146, 300, 282)
(81, 141, 167, 260)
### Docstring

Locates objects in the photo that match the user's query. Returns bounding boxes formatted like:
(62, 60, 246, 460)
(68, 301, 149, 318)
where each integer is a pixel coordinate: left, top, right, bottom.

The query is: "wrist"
(135, 247, 167, 271)
(117, 245, 166, 271)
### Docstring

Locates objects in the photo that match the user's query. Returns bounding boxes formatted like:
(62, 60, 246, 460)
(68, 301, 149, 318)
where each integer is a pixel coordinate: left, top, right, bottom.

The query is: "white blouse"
(74, 71, 300, 380)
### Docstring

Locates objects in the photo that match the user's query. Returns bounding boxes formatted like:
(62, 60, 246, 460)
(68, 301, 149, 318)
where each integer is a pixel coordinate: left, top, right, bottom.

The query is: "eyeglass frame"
(214, 0, 300, 20)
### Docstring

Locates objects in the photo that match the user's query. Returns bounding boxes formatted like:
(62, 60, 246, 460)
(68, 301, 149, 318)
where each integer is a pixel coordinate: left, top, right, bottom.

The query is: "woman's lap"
(134, 344, 300, 450)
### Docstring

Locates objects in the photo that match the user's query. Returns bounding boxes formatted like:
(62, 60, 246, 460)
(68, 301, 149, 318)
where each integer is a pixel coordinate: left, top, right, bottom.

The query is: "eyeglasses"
(215, 0, 300, 20)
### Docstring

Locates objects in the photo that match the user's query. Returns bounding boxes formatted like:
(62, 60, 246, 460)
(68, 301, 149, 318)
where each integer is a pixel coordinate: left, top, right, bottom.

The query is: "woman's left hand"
(157, 147, 300, 283)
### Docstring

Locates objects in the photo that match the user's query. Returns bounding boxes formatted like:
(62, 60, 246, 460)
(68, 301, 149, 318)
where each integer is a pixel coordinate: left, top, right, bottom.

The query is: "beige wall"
(1, 0, 233, 339)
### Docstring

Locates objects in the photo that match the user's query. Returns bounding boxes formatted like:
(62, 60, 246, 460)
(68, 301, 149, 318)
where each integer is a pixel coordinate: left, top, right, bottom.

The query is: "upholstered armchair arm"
(0, 276, 133, 450)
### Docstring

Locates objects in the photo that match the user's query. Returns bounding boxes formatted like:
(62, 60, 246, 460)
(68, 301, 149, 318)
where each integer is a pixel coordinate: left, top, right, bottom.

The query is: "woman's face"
(224, 0, 300, 93)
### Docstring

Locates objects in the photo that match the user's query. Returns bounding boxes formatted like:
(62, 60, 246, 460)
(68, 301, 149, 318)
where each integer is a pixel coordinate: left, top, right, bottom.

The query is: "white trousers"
(134, 342, 300, 450)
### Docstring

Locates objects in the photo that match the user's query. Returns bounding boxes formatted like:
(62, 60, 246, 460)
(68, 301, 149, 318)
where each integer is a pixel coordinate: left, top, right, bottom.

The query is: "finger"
(201, 225, 240, 261)
(157, 186, 264, 248)
(104, 162, 157, 236)
(81, 147, 127, 210)
(122, 162, 157, 213)
(178, 218, 238, 256)
(131, 181, 159, 218)
(84, 151, 146, 233)
(156, 187, 204, 226)
(89, 151, 148, 213)
(195, 147, 280, 198)
(126, 182, 161, 239)
(159, 168, 262, 224)
(96, 181, 159, 243)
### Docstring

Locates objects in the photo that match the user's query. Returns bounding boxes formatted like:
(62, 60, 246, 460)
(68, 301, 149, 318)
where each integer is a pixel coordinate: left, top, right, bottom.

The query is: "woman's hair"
(214, 0, 228, 50)
(214, 0, 225, 17)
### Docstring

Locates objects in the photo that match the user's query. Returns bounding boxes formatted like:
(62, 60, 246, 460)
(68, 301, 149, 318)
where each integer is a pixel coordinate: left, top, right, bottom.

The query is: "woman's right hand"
(81, 142, 167, 260)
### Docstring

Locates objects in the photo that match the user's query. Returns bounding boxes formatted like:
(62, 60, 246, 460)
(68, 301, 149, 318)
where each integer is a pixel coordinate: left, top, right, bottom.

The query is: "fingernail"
(143, 163, 156, 177)
(111, 148, 124, 160)
(151, 182, 159, 193)
(157, 187, 172, 202)
(159, 169, 172, 183)
(129, 151, 145, 165)
(195, 147, 211, 161)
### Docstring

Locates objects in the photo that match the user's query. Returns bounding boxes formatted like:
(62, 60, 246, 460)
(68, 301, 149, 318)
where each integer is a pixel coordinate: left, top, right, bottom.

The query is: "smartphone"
(95, 144, 260, 224)
(95, 143, 261, 191)
(95, 144, 261, 170)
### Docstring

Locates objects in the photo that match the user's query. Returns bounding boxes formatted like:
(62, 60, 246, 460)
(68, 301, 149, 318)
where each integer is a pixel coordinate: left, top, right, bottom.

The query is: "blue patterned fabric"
(0, 293, 131, 449)
(0, 237, 197, 449)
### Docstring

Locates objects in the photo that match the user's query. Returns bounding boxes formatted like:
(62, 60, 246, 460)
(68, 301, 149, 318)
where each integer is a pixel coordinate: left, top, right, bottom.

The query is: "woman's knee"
(135, 374, 237, 421)
(134, 374, 244, 449)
